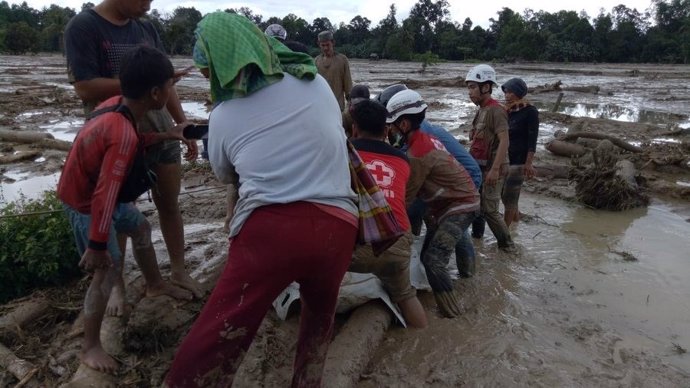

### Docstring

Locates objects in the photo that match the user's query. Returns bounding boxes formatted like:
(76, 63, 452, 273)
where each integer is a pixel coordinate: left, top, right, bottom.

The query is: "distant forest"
(1, 0, 689, 63)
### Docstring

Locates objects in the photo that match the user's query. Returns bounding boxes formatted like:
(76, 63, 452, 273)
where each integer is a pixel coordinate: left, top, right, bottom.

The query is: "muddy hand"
(79, 249, 112, 272)
(173, 65, 195, 83)
(184, 140, 199, 161)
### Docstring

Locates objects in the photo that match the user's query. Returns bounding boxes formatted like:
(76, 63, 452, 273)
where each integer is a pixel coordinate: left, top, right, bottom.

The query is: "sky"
(11, 0, 656, 28)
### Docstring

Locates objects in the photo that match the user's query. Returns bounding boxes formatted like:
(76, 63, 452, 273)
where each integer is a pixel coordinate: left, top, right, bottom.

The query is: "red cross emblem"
(366, 159, 395, 188)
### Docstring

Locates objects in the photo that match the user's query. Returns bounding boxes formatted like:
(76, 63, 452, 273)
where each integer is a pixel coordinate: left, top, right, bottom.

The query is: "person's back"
(386, 89, 478, 319)
(209, 73, 356, 236)
(349, 99, 427, 328)
(406, 129, 479, 220)
(419, 120, 482, 189)
(166, 13, 358, 387)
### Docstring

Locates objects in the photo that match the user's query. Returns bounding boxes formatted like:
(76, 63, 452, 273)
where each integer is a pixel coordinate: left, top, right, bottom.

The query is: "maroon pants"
(165, 202, 357, 388)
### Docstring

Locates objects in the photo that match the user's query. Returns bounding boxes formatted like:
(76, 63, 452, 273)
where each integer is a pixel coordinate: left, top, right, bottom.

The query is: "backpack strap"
(87, 101, 136, 127)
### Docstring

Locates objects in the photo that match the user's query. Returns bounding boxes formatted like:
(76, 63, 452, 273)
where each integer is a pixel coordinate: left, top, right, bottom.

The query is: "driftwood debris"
(0, 129, 54, 143)
(0, 343, 40, 388)
(37, 138, 72, 152)
(572, 140, 649, 210)
(561, 131, 643, 153)
(545, 139, 587, 157)
(0, 298, 50, 341)
(531, 80, 601, 95)
(0, 150, 42, 164)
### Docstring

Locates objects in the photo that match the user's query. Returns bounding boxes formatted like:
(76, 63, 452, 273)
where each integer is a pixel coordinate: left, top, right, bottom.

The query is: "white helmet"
(465, 64, 497, 85)
(386, 89, 427, 123)
(265, 24, 287, 41)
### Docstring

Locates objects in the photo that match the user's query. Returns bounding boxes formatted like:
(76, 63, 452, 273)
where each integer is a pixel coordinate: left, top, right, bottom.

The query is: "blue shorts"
(63, 202, 146, 266)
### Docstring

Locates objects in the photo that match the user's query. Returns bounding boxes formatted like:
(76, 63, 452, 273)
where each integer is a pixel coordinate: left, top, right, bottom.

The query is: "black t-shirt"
(64, 9, 164, 83)
(507, 105, 539, 165)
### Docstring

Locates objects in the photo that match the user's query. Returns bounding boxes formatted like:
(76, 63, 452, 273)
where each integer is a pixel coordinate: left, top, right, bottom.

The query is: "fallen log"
(545, 139, 587, 157)
(0, 129, 54, 143)
(534, 164, 570, 179)
(0, 298, 50, 341)
(323, 301, 392, 388)
(0, 150, 42, 165)
(562, 131, 643, 153)
(0, 342, 40, 388)
(38, 138, 72, 152)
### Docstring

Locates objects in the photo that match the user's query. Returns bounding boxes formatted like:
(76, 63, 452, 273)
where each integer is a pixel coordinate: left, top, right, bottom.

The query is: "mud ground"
(1, 55, 689, 387)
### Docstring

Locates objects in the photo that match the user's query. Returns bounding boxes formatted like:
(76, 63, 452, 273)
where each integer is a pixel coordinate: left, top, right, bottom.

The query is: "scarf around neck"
(505, 98, 531, 113)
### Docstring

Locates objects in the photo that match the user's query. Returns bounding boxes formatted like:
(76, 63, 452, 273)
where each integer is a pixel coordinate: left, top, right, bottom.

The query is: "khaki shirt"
(315, 53, 353, 111)
(470, 104, 509, 171)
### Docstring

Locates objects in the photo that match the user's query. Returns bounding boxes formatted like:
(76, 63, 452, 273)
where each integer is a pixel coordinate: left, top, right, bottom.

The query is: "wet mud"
(0, 55, 689, 387)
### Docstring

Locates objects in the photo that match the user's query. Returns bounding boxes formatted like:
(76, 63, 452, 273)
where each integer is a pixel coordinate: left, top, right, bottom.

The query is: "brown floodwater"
(359, 192, 690, 387)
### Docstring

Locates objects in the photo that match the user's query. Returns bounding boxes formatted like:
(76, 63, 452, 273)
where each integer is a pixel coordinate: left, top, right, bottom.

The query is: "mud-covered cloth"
(164, 202, 357, 388)
(419, 120, 482, 189)
(470, 99, 513, 247)
(501, 165, 525, 210)
(350, 233, 416, 303)
(422, 212, 477, 293)
(405, 130, 480, 221)
(63, 8, 178, 163)
(469, 99, 509, 170)
(315, 52, 353, 110)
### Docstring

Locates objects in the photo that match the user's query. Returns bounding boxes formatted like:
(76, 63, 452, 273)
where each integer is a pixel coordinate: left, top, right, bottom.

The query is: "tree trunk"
(0, 129, 54, 143)
(546, 139, 587, 157)
(0, 298, 50, 341)
(0, 151, 42, 164)
(562, 131, 643, 153)
(0, 343, 40, 388)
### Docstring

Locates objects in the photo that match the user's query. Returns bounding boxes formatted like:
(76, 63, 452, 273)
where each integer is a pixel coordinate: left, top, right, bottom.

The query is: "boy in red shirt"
(57, 46, 191, 373)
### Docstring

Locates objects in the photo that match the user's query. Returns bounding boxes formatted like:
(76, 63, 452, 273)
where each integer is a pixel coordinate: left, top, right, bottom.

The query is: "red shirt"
(352, 138, 411, 232)
(57, 96, 159, 249)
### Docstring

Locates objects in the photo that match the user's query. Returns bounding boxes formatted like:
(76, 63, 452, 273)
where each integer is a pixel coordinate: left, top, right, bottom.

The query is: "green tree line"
(1, 0, 689, 63)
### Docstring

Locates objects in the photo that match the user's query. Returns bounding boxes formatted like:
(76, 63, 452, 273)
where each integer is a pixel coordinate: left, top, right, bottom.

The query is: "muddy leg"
(127, 219, 192, 301)
(482, 177, 515, 250)
(152, 161, 203, 298)
(421, 215, 464, 318)
(81, 267, 118, 373)
(105, 233, 127, 317)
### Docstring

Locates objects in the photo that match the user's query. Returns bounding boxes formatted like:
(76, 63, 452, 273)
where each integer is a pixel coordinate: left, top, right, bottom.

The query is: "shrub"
(0, 190, 81, 303)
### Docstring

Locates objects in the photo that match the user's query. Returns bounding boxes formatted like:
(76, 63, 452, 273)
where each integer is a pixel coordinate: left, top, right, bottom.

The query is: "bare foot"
(147, 282, 193, 300)
(105, 284, 126, 317)
(171, 272, 204, 299)
(80, 345, 118, 373)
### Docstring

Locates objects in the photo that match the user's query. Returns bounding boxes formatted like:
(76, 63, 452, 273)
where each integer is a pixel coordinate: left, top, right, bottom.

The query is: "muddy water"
(360, 192, 690, 387)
